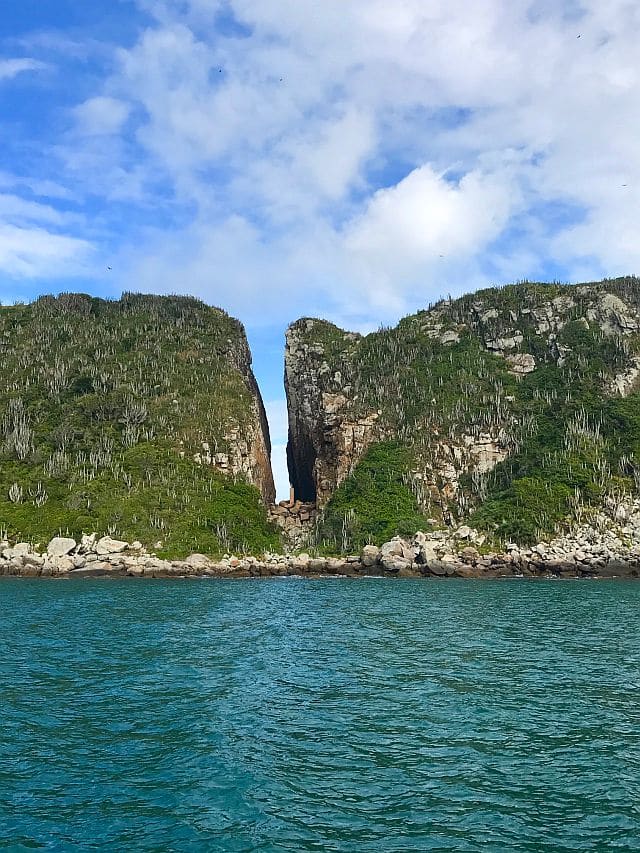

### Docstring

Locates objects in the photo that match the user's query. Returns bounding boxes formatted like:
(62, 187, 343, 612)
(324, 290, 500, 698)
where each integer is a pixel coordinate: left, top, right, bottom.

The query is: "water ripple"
(1, 579, 640, 851)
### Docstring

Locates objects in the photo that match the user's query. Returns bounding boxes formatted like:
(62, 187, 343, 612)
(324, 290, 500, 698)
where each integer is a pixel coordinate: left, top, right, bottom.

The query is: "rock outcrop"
(285, 319, 378, 507)
(0, 293, 275, 554)
(284, 277, 640, 545)
(4, 500, 640, 579)
(214, 332, 275, 504)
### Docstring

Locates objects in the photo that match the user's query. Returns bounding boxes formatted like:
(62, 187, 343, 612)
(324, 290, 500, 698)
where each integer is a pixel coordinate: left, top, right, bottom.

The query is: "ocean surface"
(1, 578, 639, 852)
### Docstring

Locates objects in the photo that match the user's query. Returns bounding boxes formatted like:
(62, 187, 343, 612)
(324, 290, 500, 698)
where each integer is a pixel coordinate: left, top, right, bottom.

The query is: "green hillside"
(0, 293, 279, 557)
(286, 277, 640, 550)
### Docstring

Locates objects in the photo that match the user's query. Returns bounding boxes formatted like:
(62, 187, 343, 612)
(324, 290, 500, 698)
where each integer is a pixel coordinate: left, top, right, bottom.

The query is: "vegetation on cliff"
(288, 277, 640, 550)
(0, 293, 279, 557)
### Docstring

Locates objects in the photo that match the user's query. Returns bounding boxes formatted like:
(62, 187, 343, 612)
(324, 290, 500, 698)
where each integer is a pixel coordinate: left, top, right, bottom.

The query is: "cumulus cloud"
(0, 57, 47, 82)
(0, 193, 92, 281)
(0, 224, 91, 278)
(74, 96, 131, 136)
(4, 0, 640, 328)
(344, 166, 516, 286)
(77, 0, 634, 328)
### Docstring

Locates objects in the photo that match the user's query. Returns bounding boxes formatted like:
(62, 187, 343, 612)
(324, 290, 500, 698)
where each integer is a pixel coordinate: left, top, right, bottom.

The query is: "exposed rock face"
(269, 497, 318, 547)
(284, 278, 640, 528)
(47, 537, 76, 557)
(4, 501, 640, 579)
(226, 333, 275, 504)
(189, 331, 275, 504)
(285, 319, 380, 507)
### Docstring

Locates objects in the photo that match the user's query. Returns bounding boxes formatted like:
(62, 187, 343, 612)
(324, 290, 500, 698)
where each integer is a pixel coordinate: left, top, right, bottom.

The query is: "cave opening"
(286, 430, 317, 503)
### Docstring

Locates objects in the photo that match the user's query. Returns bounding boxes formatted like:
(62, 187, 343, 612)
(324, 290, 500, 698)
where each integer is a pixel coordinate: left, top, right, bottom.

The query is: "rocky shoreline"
(1, 527, 639, 580)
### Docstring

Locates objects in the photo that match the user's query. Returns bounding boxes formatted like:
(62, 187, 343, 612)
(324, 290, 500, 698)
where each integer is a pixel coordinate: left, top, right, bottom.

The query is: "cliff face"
(285, 277, 640, 547)
(285, 319, 373, 507)
(0, 293, 277, 556)
(219, 332, 275, 505)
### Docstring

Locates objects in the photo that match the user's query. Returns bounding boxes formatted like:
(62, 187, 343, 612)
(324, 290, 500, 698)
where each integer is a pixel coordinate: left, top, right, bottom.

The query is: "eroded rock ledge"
(2, 525, 639, 580)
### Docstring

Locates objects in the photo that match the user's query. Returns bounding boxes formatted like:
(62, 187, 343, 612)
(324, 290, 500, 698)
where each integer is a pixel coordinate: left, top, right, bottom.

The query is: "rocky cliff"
(0, 293, 277, 557)
(285, 277, 640, 549)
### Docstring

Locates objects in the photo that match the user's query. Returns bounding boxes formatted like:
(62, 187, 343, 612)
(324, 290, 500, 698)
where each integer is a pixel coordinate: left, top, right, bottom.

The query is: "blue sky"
(1, 0, 639, 497)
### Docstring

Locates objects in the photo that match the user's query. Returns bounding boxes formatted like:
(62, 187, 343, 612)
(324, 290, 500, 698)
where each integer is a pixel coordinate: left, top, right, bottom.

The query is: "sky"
(1, 0, 639, 498)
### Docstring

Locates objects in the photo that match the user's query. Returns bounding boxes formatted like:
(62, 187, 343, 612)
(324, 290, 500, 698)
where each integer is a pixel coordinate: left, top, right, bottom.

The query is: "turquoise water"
(1, 579, 639, 852)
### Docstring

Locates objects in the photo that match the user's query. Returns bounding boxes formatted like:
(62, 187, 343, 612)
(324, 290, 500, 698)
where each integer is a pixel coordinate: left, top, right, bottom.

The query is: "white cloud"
(7, 0, 640, 328)
(0, 58, 47, 82)
(74, 96, 131, 136)
(92, 0, 639, 328)
(0, 189, 92, 281)
(0, 224, 92, 278)
(344, 165, 516, 280)
(0, 193, 66, 226)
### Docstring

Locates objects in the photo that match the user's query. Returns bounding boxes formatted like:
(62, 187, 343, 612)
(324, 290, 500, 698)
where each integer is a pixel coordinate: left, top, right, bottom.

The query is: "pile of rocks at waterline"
(1, 523, 640, 579)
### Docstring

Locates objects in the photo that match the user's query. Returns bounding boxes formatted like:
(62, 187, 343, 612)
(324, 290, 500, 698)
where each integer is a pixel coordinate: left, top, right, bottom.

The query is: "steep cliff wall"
(0, 293, 277, 556)
(285, 277, 640, 547)
(285, 319, 373, 507)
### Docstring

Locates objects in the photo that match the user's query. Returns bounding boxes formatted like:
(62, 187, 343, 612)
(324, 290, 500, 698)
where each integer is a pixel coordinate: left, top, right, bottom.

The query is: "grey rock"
(96, 536, 129, 555)
(8, 543, 32, 559)
(47, 556, 74, 574)
(79, 533, 97, 552)
(381, 556, 412, 573)
(70, 562, 121, 577)
(506, 353, 536, 375)
(47, 537, 76, 558)
(185, 553, 211, 569)
(424, 559, 448, 576)
(361, 545, 381, 567)
(440, 330, 460, 345)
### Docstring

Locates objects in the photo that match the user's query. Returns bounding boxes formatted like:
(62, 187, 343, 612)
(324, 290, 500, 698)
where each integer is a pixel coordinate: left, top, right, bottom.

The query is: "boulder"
(185, 553, 211, 569)
(79, 533, 97, 552)
(506, 353, 536, 375)
(440, 330, 460, 345)
(143, 558, 174, 576)
(381, 556, 412, 574)
(413, 534, 438, 564)
(47, 556, 74, 574)
(9, 543, 32, 558)
(361, 545, 381, 567)
(424, 559, 448, 576)
(380, 537, 412, 560)
(454, 525, 474, 540)
(292, 553, 311, 571)
(460, 546, 480, 564)
(69, 562, 121, 577)
(96, 536, 129, 555)
(599, 558, 634, 578)
(47, 537, 76, 558)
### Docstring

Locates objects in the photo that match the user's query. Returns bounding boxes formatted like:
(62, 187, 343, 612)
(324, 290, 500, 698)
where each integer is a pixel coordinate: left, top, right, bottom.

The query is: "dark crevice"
(286, 428, 317, 503)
